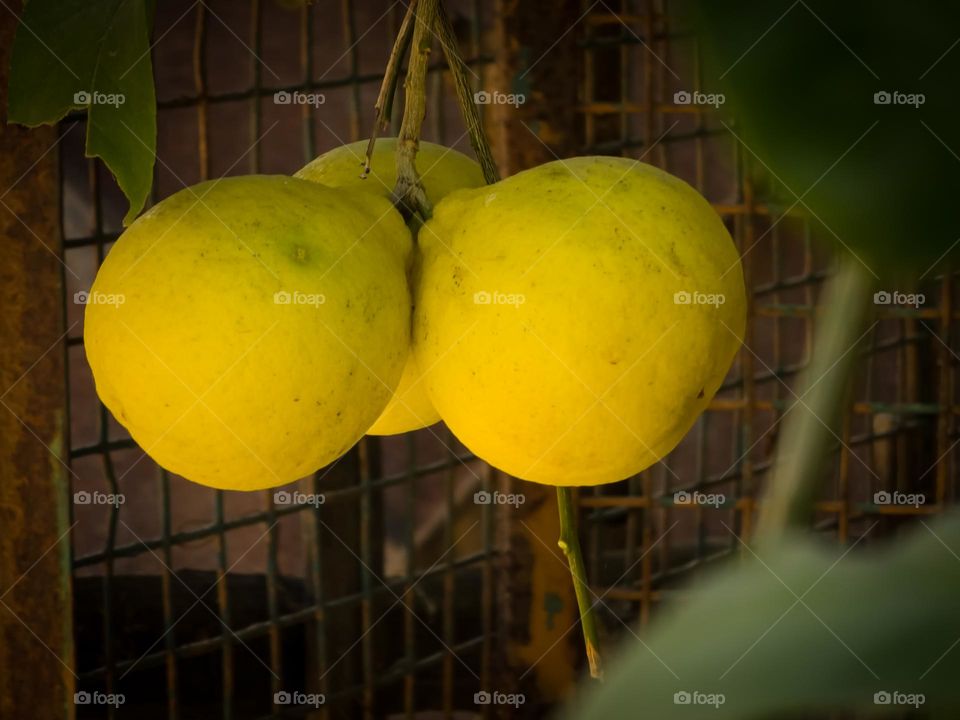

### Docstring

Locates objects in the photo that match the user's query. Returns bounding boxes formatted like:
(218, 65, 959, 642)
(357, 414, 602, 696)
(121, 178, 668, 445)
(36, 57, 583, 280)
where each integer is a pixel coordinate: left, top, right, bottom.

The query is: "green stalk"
(557, 486, 604, 680)
(755, 256, 876, 543)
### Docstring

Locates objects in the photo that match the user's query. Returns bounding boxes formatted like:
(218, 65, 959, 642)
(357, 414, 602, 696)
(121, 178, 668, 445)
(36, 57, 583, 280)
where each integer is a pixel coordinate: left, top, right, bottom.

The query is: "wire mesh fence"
(64, 2, 499, 718)
(56, 0, 957, 718)
(577, 0, 955, 643)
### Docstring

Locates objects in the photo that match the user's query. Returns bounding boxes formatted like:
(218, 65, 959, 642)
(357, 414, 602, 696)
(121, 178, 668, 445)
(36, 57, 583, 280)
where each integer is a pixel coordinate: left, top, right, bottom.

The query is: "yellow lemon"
(296, 138, 485, 435)
(84, 175, 411, 490)
(414, 157, 746, 486)
(296, 137, 485, 206)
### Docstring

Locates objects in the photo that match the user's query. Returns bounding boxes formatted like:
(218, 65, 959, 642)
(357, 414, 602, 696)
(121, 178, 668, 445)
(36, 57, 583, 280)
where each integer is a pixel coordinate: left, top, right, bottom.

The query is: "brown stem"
(434, 4, 499, 184)
(393, 0, 437, 220)
(363, 0, 418, 177)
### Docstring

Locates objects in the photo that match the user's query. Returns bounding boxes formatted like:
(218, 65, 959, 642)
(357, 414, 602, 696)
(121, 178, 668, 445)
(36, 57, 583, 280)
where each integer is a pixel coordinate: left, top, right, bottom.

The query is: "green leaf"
(686, 1, 960, 280)
(8, 0, 156, 224)
(561, 516, 960, 718)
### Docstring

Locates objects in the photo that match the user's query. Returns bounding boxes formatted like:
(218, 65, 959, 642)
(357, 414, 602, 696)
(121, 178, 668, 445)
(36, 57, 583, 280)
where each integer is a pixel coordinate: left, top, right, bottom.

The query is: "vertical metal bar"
(639, 472, 653, 628)
(695, 416, 707, 561)
(658, 473, 671, 596)
(583, 0, 595, 152)
(468, 2, 495, 704)
(247, 0, 283, 698)
(189, 7, 236, 718)
(302, 2, 316, 161)
(443, 428, 456, 719)
(341, 0, 362, 141)
(642, 0, 657, 167)
(194, 3, 209, 184)
(622, 0, 641, 614)
(738, 146, 757, 542)
(619, 1, 630, 148)
(836, 224, 855, 543)
(89, 150, 121, 720)
(279, 7, 330, 718)
(100, 447, 120, 720)
(838, 409, 852, 543)
(866, 283, 881, 507)
(471, 0, 483, 77)
(160, 471, 179, 720)
(688, 4, 724, 564)
(388, 4, 402, 138)
(644, 0, 667, 627)
(766, 193, 784, 546)
(692, 27, 705, 191)
(581, 2, 603, 595)
(480, 464, 493, 715)
(265, 489, 282, 697)
(310, 471, 328, 719)
(430, 4, 443, 146)
(660, 0, 675, 568)
(214, 492, 234, 720)
(404, 434, 416, 719)
(936, 276, 952, 505)
(624, 486, 640, 598)
(250, 0, 264, 173)
(0, 10, 72, 712)
(800, 218, 816, 523)
(303, 3, 328, 716)
(895, 303, 908, 501)
(903, 312, 919, 502)
(638, 0, 658, 630)
(359, 439, 375, 720)
(771, 222, 782, 411)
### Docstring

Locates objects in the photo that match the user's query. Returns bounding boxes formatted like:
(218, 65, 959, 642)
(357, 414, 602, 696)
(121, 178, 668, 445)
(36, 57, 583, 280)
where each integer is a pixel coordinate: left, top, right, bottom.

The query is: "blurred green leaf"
(8, 0, 156, 224)
(561, 515, 960, 718)
(688, 1, 960, 280)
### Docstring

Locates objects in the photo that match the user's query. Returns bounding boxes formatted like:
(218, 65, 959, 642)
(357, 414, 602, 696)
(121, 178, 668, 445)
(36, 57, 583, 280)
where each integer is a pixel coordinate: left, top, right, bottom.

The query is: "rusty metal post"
(0, 2, 74, 719)
(489, 0, 583, 175)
